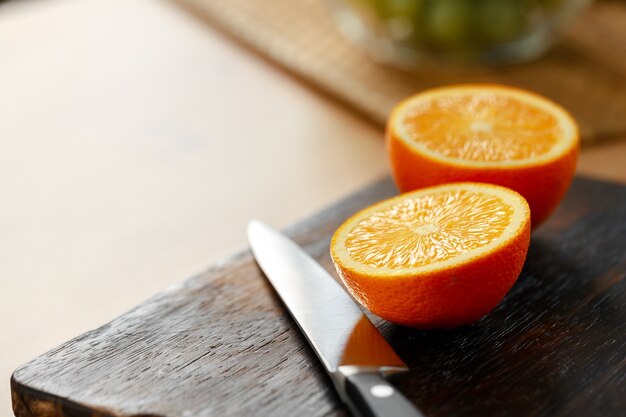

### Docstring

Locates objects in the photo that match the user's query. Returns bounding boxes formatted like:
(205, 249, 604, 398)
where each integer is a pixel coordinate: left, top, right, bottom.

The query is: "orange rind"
(387, 84, 579, 227)
(331, 182, 531, 329)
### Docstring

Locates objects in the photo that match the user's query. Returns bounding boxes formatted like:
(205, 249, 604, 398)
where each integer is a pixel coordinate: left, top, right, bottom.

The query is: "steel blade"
(247, 220, 407, 376)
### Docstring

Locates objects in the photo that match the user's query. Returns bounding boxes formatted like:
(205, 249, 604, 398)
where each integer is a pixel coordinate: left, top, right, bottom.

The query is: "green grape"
(539, 0, 566, 11)
(521, 0, 541, 13)
(478, 0, 525, 43)
(344, 0, 568, 60)
(382, 0, 425, 41)
(384, 0, 424, 17)
(425, 0, 473, 48)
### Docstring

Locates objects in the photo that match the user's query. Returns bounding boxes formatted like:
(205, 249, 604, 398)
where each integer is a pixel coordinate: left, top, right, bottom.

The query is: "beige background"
(1, 1, 624, 416)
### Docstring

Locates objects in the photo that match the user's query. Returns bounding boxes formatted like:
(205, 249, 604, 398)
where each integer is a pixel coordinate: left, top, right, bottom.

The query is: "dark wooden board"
(11, 176, 626, 417)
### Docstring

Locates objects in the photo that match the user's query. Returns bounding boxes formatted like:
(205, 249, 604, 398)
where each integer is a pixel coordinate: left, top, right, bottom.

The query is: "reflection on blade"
(339, 316, 404, 369)
(248, 220, 407, 375)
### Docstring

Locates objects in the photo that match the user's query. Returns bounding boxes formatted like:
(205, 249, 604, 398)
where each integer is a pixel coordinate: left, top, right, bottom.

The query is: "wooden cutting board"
(11, 176, 626, 417)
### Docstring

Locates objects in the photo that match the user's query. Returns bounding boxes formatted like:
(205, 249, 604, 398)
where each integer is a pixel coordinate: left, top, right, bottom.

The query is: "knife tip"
(247, 218, 267, 239)
(248, 218, 261, 228)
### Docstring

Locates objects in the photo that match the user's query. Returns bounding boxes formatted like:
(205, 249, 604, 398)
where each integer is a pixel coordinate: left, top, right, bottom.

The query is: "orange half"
(331, 182, 530, 329)
(387, 84, 579, 227)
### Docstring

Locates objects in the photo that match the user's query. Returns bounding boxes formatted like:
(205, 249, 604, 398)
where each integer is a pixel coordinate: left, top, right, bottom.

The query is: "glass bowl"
(328, 0, 592, 66)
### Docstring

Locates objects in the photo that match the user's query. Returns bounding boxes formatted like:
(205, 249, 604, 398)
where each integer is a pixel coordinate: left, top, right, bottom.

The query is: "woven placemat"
(176, 0, 626, 145)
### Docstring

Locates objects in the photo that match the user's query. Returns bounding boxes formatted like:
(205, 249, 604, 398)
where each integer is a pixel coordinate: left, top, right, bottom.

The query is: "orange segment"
(387, 84, 579, 227)
(402, 94, 561, 161)
(331, 182, 530, 329)
(344, 189, 514, 269)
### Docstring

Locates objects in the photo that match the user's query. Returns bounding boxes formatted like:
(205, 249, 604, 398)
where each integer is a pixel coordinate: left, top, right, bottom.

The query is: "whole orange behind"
(387, 84, 579, 228)
(331, 182, 531, 329)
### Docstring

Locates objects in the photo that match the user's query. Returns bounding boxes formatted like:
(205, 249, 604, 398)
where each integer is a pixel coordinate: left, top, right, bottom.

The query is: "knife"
(248, 220, 425, 417)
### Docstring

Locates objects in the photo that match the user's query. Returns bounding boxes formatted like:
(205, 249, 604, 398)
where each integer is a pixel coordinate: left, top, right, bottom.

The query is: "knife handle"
(344, 373, 426, 417)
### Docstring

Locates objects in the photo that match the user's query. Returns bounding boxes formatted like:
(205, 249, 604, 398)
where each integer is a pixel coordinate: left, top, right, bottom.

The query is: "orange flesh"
(402, 94, 562, 161)
(344, 190, 514, 269)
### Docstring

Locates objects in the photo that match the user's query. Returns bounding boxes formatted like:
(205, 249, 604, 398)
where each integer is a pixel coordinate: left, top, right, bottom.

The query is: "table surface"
(0, 1, 624, 416)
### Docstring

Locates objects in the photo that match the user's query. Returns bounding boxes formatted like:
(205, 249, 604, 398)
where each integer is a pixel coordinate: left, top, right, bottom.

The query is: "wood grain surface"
(11, 176, 626, 417)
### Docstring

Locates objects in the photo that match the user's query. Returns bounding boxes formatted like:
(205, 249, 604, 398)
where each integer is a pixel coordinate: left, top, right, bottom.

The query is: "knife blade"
(247, 220, 425, 417)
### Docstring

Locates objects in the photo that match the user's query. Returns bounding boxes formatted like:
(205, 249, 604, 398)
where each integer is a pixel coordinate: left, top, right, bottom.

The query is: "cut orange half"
(387, 84, 579, 228)
(331, 182, 531, 329)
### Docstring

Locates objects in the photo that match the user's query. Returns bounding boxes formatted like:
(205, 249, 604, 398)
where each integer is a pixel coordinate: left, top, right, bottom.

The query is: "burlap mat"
(176, 0, 626, 145)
